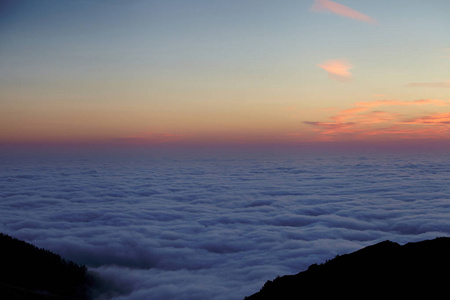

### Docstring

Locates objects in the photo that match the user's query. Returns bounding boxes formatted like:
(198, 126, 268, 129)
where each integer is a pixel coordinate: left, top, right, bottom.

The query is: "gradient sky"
(1, 0, 449, 149)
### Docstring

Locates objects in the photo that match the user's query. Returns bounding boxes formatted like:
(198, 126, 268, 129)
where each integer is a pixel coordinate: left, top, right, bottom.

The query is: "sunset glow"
(1, 0, 449, 150)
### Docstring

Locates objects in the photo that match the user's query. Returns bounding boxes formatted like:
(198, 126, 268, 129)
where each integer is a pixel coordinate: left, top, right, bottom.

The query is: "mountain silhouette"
(245, 237, 450, 299)
(3, 233, 449, 299)
(0, 233, 95, 299)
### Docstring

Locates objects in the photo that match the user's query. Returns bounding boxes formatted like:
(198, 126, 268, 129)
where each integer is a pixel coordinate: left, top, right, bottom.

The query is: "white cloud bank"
(1, 152, 450, 299)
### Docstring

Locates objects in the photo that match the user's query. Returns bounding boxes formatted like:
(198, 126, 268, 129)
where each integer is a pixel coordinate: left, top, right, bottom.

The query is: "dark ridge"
(0, 233, 95, 299)
(245, 237, 450, 299)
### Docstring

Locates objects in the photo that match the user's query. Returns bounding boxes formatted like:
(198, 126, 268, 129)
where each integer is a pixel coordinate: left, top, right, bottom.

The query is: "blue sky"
(1, 0, 449, 147)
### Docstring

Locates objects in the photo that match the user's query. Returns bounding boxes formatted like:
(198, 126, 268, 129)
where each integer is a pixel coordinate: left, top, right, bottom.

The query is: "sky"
(1, 0, 449, 150)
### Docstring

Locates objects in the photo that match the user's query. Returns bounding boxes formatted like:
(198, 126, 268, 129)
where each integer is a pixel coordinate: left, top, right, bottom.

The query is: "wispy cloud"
(318, 59, 353, 82)
(304, 99, 450, 141)
(402, 113, 450, 126)
(311, 0, 377, 24)
(407, 81, 450, 88)
(354, 99, 448, 108)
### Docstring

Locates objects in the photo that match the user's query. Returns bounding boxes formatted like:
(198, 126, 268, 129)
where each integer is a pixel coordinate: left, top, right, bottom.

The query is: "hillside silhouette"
(0, 233, 95, 299)
(246, 237, 450, 299)
(3, 233, 450, 299)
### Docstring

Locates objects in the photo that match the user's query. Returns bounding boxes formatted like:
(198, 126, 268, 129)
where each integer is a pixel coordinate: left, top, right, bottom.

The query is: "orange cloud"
(304, 99, 450, 141)
(311, 0, 377, 24)
(318, 59, 353, 82)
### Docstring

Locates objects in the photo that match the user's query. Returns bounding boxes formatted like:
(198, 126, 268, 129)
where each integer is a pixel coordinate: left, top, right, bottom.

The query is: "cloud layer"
(1, 152, 450, 299)
(311, 0, 377, 24)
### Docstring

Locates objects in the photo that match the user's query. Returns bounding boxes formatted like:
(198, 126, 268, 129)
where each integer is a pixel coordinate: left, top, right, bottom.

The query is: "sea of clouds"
(1, 150, 450, 299)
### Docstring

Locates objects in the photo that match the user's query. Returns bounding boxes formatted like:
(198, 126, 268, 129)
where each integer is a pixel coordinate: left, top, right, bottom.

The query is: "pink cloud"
(311, 0, 377, 24)
(318, 59, 353, 82)
(304, 98, 450, 141)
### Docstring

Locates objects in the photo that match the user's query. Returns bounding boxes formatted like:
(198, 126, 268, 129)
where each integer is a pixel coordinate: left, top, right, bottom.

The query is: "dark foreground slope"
(246, 237, 450, 299)
(0, 233, 94, 299)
